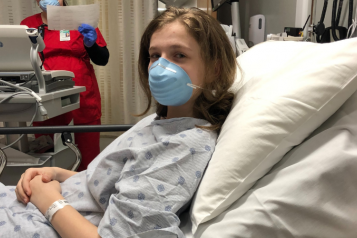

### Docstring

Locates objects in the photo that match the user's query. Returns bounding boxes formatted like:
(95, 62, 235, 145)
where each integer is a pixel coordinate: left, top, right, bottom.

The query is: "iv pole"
(231, 0, 242, 38)
(230, 0, 249, 55)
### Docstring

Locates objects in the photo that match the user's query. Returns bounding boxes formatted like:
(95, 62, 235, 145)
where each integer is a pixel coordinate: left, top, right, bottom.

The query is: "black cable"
(38, 23, 46, 39)
(335, 0, 344, 26)
(40, 52, 45, 69)
(316, 0, 329, 42)
(348, 0, 354, 36)
(18, 74, 36, 88)
(37, 23, 46, 68)
(332, 0, 341, 41)
(302, 15, 311, 31)
(321, 0, 329, 23)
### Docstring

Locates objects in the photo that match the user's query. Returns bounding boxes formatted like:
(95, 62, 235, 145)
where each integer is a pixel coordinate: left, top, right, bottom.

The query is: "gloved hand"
(78, 24, 98, 48)
(39, 0, 60, 12)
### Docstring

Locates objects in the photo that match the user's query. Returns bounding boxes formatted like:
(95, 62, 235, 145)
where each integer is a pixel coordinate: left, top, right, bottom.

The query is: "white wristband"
(45, 199, 69, 223)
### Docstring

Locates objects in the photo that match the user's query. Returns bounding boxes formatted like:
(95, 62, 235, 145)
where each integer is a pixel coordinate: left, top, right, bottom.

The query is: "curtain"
(0, 0, 41, 24)
(0, 0, 158, 137)
(91, 0, 157, 137)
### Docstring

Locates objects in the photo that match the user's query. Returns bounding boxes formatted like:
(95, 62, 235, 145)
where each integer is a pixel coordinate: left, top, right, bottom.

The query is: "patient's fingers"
(15, 174, 29, 204)
(22, 168, 39, 197)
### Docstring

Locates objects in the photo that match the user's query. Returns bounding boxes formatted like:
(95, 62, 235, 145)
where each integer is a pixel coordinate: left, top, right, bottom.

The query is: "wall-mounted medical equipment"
(248, 14, 265, 47)
(312, 0, 354, 43)
(221, 24, 236, 54)
(329, 0, 353, 41)
(267, 32, 304, 42)
(284, 27, 303, 37)
(212, 0, 249, 56)
(267, 15, 310, 42)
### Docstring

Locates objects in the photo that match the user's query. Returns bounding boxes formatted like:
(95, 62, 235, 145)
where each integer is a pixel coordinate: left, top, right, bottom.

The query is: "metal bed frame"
(0, 125, 133, 176)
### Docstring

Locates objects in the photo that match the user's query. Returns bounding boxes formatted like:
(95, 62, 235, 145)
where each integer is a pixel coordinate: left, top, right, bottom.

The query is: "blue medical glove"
(78, 24, 98, 48)
(39, 0, 60, 12)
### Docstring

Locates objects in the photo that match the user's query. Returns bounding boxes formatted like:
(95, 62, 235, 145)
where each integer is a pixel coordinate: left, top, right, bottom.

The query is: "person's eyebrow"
(149, 44, 192, 51)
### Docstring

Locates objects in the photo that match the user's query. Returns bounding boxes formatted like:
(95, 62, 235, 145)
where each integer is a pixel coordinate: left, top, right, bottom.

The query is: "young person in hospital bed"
(0, 7, 237, 238)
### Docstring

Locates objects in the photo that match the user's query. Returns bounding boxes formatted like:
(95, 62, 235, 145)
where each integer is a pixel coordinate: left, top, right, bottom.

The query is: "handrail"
(0, 125, 134, 175)
(0, 125, 134, 135)
(0, 149, 6, 176)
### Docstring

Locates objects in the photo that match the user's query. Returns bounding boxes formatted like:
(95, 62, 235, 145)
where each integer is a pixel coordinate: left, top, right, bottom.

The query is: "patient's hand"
(29, 175, 63, 215)
(15, 167, 57, 204)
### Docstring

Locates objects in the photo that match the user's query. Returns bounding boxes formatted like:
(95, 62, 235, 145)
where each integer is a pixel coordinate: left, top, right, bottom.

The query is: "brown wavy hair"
(138, 7, 238, 132)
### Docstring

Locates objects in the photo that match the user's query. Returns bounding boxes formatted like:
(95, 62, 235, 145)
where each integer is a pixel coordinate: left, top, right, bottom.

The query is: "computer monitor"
(0, 25, 34, 72)
(211, 0, 229, 12)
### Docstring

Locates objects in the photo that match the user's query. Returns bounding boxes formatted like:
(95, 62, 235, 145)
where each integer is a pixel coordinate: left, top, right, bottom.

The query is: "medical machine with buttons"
(0, 25, 85, 185)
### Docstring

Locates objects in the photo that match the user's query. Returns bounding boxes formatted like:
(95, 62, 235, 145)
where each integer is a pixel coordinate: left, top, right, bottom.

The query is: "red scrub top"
(21, 14, 106, 124)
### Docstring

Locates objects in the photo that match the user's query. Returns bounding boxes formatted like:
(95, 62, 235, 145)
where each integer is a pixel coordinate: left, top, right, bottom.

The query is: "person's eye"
(149, 54, 160, 60)
(175, 53, 186, 59)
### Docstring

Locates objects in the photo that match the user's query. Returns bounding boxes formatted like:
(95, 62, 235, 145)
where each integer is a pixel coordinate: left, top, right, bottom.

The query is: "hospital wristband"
(44, 199, 69, 223)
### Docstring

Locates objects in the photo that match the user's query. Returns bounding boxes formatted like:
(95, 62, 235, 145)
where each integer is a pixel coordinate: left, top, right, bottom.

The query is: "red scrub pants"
(33, 113, 101, 172)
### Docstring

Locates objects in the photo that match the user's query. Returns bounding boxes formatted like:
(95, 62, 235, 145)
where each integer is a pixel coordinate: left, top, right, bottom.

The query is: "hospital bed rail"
(0, 125, 133, 176)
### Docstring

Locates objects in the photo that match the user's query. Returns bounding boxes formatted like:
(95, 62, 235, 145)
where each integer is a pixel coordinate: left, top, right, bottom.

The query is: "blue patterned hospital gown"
(0, 114, 217, 238)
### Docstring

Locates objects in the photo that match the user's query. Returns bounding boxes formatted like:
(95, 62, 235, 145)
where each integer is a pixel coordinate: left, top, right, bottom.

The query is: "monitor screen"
(211, 0, 229, 12)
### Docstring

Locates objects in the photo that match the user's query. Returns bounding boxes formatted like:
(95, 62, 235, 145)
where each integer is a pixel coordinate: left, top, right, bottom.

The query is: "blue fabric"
(0, 114, 217, 238)
(78, 24, 98, 48)
(39, 0, 60, 12)
(149, 58, 193, 106)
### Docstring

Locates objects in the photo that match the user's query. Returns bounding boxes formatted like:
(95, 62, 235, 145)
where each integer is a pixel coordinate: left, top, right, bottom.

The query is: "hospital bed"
(177, 37, 357, 237)
(1, 26, 357, 237)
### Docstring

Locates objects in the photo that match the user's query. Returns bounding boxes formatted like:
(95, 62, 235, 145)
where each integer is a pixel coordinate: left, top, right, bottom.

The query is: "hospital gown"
(0, 114, 217, 238)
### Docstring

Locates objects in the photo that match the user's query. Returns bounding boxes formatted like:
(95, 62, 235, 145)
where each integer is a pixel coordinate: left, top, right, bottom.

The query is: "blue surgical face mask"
(39, 0, 60, 12)
(149, 58, 203, 106)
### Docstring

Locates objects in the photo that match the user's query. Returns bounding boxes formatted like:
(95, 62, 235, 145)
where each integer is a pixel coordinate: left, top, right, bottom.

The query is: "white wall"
(239, 0, 297, 43)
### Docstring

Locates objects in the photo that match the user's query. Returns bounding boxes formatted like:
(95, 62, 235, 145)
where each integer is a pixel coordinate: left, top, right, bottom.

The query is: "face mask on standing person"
(39, 0, 60, 12)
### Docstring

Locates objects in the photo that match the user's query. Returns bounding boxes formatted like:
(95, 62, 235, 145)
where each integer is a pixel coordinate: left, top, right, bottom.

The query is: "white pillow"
(190, 38, 357, 232)
(194, 89, 357, 238)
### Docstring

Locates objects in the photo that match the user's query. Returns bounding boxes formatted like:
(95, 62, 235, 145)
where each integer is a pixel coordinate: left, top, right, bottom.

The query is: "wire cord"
(0, 78, 44, 150)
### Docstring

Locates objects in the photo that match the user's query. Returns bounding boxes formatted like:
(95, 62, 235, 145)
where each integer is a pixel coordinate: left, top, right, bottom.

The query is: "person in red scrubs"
(21, 0, 109, 171)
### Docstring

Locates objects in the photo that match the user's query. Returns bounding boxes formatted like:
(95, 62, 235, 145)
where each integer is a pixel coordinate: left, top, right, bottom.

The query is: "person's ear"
(208, 60, 221, 83)
(214, 60, 221, 79)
